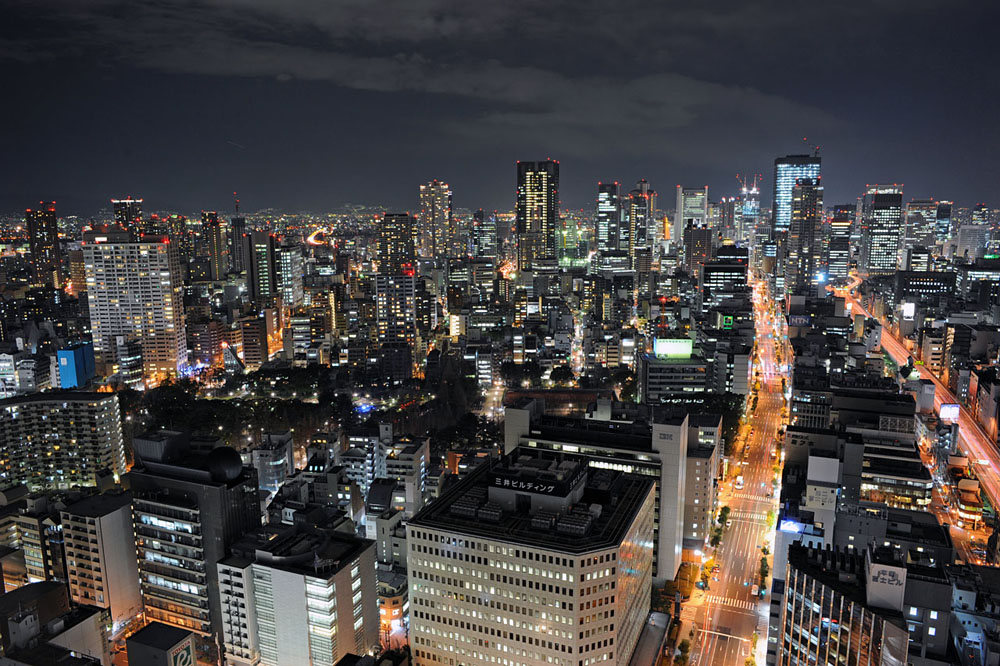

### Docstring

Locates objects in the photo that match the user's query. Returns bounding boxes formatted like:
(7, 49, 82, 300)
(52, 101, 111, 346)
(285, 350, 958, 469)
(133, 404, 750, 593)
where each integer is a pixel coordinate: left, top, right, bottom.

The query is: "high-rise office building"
(739, 173, 762, 242)
(472, 208, 499, 258)
(683, 223, 714, 275)
(112, 197, 143, 232)
(772, 154, 821, 234)
(418, 180, 453, 258)
(905, 199, 938, 249)
(229, 215, 247, 273)
(596, 181, 623, 254)
(827, 204, 856, 283)
(785, 177, 824, 292)
(934, 200, 953, 245)
(378, 213, 416, 275)
(203, 211, 228, 281)
(277, 245, 304, 309)
(218, 524, 379, 666)
(408, 449, 655, 666)
(674, 186, 709, 249)
(628, 179, 656, 263)
(61, 493, 143, 635)
(128, 444, 261, 640)
(859, 184, 904, 276)
(0, 392, 127, 490)
(83, 227, 187, 379)
(516, 160, 559, 271)
(248, 230, 278, 305)
(375, 275, 416, 346)
(25, 202, 62, 287)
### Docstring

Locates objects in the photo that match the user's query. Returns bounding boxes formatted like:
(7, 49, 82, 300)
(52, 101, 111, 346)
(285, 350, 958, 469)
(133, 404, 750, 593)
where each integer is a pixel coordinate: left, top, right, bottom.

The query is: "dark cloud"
(0, 0, 997, 213)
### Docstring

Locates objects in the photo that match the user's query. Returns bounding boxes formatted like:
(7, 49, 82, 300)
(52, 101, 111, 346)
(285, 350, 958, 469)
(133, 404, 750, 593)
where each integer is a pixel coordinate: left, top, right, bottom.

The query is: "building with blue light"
(771, 154, 821, 235)
(56, 342, 96, 389)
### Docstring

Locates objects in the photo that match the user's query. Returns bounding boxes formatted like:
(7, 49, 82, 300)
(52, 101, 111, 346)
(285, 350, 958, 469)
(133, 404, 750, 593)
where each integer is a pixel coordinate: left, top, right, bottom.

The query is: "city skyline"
(3, 2, 999, 214)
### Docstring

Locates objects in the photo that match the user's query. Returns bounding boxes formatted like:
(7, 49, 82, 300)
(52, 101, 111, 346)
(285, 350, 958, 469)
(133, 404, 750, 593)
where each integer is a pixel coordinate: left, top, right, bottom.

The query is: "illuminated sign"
(779, 519, 803, 534)
(170, 640, 195, 666)
(653, 338, 693, 359)
(901, 302, 916, 321)
(939, 403, 960, 423)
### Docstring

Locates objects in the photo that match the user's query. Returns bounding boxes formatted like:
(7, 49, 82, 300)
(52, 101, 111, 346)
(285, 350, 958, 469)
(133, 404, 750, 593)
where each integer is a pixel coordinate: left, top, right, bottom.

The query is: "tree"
(710, 528, 722, 548)
(759, 556, 770, 587)
(745, 658, 757, 666)
(718, 506, 731, 525)
(675, 639, 691, 666)
(549, 365, 576, 386)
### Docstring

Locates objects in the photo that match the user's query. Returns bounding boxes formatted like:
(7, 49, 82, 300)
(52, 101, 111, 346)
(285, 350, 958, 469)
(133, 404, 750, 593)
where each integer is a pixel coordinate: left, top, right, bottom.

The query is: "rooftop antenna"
(234, 192, 240, 216)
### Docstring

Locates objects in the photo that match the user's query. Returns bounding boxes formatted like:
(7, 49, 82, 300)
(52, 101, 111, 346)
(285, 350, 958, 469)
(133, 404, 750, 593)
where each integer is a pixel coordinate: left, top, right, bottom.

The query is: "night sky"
(2, 1, 998, 216)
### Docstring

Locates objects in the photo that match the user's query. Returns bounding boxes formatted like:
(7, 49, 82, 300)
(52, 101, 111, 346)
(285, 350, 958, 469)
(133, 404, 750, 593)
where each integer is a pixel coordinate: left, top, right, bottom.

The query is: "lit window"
(909, 607, 918, 617)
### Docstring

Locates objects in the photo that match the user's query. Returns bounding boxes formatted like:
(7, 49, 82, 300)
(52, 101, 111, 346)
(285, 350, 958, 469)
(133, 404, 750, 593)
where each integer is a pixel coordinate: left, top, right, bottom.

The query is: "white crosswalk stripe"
(732, 492, 770, 501)
(731, 510, 768, 521)
(705, 594, 758, 611)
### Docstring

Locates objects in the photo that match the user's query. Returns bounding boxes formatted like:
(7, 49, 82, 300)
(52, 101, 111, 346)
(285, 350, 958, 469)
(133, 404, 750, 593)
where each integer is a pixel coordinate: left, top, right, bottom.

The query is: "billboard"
(901, 302, 916, 321)
(653, 338, 693, 359)
(940, 403, 960, 423)
(788, 314, 811, 327)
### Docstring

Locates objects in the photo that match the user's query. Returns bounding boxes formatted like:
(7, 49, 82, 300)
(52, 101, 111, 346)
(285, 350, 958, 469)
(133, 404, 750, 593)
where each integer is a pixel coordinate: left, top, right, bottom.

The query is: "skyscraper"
(673, 186, 709, 249)
(785, 177, 824, 292)
(418, 179, 452, 258)
(112, 197, 143, 232)
(83, 227, 187, 379)
(516, 159, 559, 271)
(596, 181, 622, 254)
(0, 391, 127, 490)
(739, 173, 761, 242)
(934, 201, 953, 245)
(772, 154, 821, 235)
(229, 215, 247, 273)
(859, 184, 904, 276)
(407, 449, 655, 666)
(25, 202, 62, 287)
(628, 179, 656, 263)
(277, 244, 304, 309)
(905, 199, 938, 249)
(203, 211, 228, 281)
(378, 213, 416, 275)
(128, 444, 260, 642)
(248, 230, 278, 306)
(472, 208, 498, 258)
(827, 204, 856, 283)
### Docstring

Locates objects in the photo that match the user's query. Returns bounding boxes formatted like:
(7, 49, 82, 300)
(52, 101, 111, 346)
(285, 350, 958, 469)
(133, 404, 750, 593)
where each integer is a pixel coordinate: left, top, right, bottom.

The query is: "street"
(684, 275, 786, 665)
(836, 275, 995, 562)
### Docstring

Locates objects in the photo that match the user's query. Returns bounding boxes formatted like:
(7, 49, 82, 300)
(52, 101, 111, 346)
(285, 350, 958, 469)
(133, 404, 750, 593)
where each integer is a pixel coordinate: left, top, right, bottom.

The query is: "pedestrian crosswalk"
(705, 594, 759, 612)
(731, 510, 768, 521)
(732, 492, 771, 502)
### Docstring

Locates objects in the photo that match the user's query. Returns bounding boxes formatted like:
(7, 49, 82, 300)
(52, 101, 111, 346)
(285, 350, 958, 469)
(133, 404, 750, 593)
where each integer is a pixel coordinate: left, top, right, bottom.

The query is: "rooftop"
(62, 492, 131, 518)
(410, 449, 654, 554)
(127, 620, 193, 651)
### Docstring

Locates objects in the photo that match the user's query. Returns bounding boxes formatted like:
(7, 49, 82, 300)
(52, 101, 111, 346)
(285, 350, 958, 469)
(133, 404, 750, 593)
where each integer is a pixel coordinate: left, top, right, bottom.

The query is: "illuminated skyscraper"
(596, 181, 622, 253)
(277, 244, 304, 309)
(418, 179, 452, 258)
(379, 213, 416, 275)
(25, 202, 62, 287)
(516, 159, 559, 271)
(827, 204, 856, 282)
(859, 184, 904, 276)
(248, 230, 278, 305)
(203, 211, 228, 281)
(739, 174, 761, 242)
(772, 154, 821, 234)
(628, 179, 656, 262)
(934, 201, 953, 244)
(83, 228, 186, 379)
(112, 196, 143, 232)
(472, 208, 498, 258)
(785, 177, 824, 292)
(673, 186, 709, 250)
(905, 199, 938, 249)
